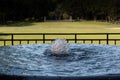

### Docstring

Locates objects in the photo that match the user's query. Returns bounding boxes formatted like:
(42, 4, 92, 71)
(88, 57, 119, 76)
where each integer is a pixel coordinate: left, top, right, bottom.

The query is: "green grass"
(0, 22, 33, 27)
(0, 21, 120, 33)
(0, 21, 120, 46)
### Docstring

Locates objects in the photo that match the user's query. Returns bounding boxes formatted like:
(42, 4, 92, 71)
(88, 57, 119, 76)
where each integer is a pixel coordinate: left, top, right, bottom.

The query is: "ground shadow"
(0, 21, 34, 27)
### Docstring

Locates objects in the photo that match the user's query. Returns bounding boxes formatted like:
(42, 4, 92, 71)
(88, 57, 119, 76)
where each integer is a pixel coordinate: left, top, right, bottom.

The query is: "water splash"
(50, 39, 70, 55)
(0, 44, 120, 76)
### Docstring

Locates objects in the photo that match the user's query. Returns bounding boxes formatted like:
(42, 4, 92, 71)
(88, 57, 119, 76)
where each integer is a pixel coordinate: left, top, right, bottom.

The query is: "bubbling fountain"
(50, 39, 70, 56)
(0, 38, 120, 80)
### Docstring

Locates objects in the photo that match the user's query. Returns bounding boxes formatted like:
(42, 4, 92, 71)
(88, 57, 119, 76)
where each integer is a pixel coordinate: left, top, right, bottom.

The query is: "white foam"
(50, 39, 70, 55)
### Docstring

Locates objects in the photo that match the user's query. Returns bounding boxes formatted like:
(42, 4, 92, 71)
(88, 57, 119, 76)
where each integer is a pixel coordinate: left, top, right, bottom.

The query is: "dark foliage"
(0, 0, 119, 24)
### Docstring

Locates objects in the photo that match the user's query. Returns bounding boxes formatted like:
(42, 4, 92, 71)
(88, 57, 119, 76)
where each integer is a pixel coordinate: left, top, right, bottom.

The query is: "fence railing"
(0, 33, 120, 46)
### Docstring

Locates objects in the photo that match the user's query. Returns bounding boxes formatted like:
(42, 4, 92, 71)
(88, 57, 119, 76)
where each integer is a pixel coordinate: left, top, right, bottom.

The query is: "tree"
(0, 0, 119, 24)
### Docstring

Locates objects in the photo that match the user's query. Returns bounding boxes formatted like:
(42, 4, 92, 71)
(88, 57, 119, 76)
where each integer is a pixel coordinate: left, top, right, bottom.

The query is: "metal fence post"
(4, 40, 6, 46)
(106, 34, 109, 45)
(11, 34, 14, 45)
(75, 34, 77, 43)
(43, 34, 45, 43)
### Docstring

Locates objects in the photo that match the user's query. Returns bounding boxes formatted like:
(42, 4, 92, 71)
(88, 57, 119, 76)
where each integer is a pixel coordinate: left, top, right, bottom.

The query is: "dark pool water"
(0, 44, 120, 76)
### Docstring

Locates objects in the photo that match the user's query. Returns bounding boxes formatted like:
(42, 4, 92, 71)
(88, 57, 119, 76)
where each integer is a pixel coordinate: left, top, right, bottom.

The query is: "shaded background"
(0, 0, 119, 24)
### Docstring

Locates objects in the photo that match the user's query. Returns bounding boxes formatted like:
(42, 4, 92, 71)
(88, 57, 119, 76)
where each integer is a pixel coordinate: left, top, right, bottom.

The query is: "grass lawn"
(0, 21, 120, 46)
(0, 21, 120, 33)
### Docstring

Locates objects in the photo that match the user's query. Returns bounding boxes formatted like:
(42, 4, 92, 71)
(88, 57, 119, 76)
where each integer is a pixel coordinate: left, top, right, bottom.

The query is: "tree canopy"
(0, 0, 119, 24)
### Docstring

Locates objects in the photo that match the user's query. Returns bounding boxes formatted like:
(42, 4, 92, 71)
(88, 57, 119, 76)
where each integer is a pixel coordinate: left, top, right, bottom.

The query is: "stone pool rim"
(0, 73, 120, 80)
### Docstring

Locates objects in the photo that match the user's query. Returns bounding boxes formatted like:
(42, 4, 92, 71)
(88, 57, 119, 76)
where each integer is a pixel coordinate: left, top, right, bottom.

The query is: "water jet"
(50, 39, 70, 56)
